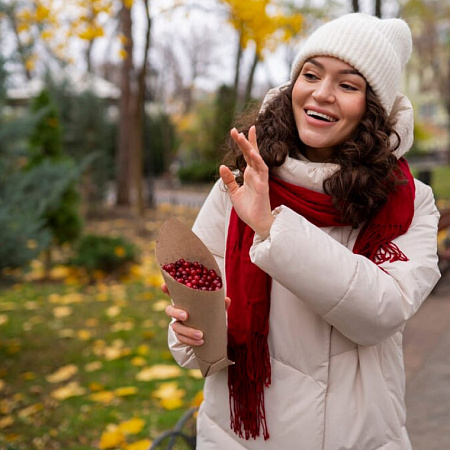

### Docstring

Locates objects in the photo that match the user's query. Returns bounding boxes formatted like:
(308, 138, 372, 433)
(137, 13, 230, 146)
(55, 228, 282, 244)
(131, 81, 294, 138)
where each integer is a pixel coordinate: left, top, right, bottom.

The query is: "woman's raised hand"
(219, 125, 274, 239)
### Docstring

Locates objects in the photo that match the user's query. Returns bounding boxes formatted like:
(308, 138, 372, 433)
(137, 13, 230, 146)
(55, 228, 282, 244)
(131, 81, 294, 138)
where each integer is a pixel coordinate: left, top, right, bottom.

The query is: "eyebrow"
(305, 58, 365, 78)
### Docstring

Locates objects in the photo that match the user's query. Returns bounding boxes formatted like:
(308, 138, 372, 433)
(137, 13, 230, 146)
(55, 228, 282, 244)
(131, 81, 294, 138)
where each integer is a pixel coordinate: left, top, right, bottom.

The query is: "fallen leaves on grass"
(46, 364, 78, 383)
(152, 381, 186, 410)
(118, 417, 145, 435)
(136, 364, 181, 381)
(51, 381, 86, 400)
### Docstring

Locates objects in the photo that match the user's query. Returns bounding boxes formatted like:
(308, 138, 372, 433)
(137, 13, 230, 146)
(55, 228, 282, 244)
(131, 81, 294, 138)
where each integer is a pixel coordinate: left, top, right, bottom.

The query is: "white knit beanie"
(290, 13, 412, 115)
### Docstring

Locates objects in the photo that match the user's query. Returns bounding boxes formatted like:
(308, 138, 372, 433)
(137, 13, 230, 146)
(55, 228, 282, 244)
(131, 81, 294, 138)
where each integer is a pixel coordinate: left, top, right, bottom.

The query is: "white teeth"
(306, 110, 337, 122)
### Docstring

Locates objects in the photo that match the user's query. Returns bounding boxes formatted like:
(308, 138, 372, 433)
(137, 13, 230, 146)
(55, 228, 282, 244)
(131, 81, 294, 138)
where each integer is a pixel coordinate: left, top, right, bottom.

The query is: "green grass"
(0, 280, 203, 449)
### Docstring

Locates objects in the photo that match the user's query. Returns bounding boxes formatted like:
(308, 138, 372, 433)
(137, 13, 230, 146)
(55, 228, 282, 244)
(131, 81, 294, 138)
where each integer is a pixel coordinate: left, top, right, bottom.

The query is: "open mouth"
(305, 110, 337, 123)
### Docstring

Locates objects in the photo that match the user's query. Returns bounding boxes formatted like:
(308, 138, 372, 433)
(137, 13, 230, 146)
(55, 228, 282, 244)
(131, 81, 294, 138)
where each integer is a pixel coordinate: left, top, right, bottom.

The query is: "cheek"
(345, 97, 366, 128)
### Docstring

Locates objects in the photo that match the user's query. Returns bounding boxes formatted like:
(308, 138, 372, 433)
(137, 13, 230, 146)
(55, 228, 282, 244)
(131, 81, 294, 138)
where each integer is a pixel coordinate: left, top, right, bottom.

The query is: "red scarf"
(225, 158, 415, 440)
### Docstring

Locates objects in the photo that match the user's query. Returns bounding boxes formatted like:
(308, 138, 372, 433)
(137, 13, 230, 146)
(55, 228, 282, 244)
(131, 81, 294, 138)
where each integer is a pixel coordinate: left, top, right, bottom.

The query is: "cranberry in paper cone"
(155, 217, 233, 377)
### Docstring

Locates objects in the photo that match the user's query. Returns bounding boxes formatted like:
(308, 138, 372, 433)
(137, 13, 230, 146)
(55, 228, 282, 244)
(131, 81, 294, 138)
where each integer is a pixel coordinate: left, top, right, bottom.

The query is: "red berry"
(163, 259, 222, 291)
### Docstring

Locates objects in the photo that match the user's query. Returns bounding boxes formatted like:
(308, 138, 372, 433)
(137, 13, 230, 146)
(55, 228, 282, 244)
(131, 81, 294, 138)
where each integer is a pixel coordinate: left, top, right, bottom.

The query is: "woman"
(164, 13, 441, 449)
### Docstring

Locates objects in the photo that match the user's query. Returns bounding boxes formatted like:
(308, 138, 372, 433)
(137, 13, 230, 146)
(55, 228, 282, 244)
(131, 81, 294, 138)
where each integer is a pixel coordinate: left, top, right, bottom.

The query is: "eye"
(340, 83, 358, 91)
(303, 73, 319, 81)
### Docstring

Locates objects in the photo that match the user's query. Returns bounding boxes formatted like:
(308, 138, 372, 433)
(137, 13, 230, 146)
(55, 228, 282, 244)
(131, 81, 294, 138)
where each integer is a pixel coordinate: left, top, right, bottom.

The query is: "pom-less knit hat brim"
(290, 13, 412, 115)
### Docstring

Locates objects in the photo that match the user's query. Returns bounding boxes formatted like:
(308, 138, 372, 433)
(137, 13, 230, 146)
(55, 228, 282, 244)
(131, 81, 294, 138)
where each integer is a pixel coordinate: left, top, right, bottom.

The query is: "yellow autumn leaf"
(18, 403, 43, 418)
(49, 265, 71, 279)
(46, 364, 78, 383)
(114, 246, 125, 257)
(187, 369, 203, 379)
(191, 390, 204, 407)
(115, 386, 138, 397)
(99, 427, 125, 449)
(21, 372, 35, 380)
(124, 439, 152, 450)
(77, 329, 92, 340)
(152, 382, 186, 405)
(104, 346, 131, 361)
(24, 301, 39, 310)
(51, 382, 86, 400)
(136, 365, 181, 382)
(131, 356, 147, 367)
(89, 382, 105, 392)
(86, 318, 99, 327)
(137, 344, 149, 355)
(160, 397, 183, 411)
(118, 417, 145, 435)
(118, 48, 128, 60)
(145, 273, 164, 288)
(53, 306, 73, 318)
(0, 314, 9, 326)
(0, 416, 14, 429)
(85, 361, 103, 372)
(59, 329, 75, 338)
(89, 390, 115, 404)
(111, 321, 134, 332)
(152, 299, 169, 312)
(106, 305, 121, 317)
(0, 302, 16, 311)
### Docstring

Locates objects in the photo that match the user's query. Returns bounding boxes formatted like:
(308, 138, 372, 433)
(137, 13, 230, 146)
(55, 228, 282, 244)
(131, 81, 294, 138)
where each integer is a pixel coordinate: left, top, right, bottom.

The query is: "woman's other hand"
(162, 283, 231, 347)
(219, 125, 274, 239)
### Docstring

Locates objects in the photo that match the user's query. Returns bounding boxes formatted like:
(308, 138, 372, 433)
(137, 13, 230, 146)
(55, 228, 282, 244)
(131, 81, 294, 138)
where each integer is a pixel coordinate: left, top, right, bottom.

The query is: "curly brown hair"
(221, 83, 403, 228)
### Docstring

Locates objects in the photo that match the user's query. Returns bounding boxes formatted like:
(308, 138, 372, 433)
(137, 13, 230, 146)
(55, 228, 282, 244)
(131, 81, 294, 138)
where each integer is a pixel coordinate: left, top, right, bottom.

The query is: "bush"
(177, 161, 219, 184)
(70, 234, 138, 276)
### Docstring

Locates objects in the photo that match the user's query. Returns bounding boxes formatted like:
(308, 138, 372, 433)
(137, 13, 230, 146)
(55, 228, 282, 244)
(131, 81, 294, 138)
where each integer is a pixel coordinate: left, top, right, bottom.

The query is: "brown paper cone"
(155, 217, 234, 377)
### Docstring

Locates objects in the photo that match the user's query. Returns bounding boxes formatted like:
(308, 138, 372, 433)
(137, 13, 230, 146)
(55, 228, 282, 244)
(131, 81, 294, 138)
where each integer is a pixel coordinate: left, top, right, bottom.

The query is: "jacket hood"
(260, 85, 414, 159)
(390, 92, 414, 159)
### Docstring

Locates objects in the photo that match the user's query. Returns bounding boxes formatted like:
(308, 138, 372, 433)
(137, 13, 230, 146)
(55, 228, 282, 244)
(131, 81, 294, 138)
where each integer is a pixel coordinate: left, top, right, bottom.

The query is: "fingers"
(225, 296, 231, 311)
(230, 126, 259, 166)
(248, 125, 259, 153)
(165, 304, 187, 321)
(165, 304, 204, 346)
(219, 165, 239, 194)
(171, 321, 204, 347)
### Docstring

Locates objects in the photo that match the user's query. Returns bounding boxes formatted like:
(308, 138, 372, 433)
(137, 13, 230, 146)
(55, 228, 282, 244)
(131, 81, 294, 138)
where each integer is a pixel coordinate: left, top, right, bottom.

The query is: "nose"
(313, 80, 335, 103)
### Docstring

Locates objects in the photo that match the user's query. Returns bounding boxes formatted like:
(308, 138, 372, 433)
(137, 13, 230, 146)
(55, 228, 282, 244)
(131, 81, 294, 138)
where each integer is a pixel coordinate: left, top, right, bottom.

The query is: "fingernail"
(194, 331, 203, 339)
(180, 313, 187, 321)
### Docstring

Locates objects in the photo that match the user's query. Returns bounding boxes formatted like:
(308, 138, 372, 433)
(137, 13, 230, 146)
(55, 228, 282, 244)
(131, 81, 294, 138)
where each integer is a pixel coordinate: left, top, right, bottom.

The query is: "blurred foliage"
(70, 234, 138, 280)
(144, 110, 177, 176)
(409, 119, 434, 157)
(177, 161, 219, 184)
(174, 85, 236, 184)
(47, 78, 117, 204)
(27, 88, 83, 247)
(0, 62, 78, 270)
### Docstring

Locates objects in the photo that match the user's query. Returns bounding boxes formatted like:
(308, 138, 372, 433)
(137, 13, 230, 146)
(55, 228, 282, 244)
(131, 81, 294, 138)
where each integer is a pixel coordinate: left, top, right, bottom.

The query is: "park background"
(1, 0, 450, 449)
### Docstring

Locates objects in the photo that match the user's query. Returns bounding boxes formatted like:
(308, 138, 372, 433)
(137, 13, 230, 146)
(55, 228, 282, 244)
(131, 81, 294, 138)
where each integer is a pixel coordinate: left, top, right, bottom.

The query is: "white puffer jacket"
(168, 94, 441, 449)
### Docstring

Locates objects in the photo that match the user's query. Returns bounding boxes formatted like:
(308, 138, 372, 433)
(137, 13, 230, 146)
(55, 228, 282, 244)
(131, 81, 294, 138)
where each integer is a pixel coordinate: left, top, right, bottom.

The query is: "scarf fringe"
(355, 224, 409, 264)
(228, 332, 271, 441)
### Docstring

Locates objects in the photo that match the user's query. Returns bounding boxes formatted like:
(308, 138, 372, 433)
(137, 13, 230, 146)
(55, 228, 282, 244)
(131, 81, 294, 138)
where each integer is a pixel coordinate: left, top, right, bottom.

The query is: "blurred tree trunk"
(132, 0, 153, 218)
(5, 4, 32, 80)
(244, 49, 259, 107)
(116, 3, 134, 206)
(352, 0, 359, 13)
(232, 31, 244, 114)
(375, 0, 382, 17)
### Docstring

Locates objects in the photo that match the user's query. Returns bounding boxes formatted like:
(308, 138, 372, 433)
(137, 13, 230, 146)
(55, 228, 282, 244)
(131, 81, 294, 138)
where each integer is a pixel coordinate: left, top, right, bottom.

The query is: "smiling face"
(292, 56, 367, 162)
